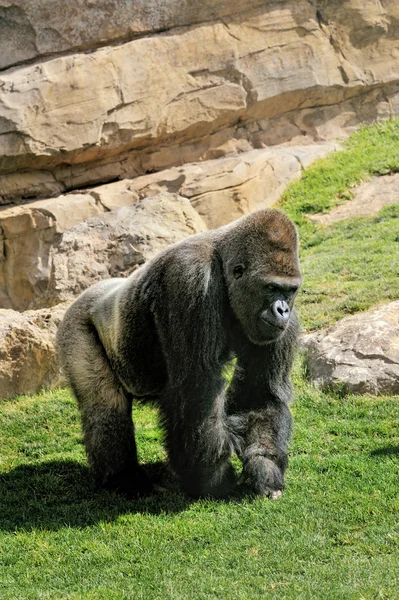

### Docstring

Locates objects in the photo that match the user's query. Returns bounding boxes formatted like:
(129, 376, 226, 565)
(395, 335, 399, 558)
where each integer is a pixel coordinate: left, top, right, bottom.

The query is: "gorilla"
(56, 208, 301, 500)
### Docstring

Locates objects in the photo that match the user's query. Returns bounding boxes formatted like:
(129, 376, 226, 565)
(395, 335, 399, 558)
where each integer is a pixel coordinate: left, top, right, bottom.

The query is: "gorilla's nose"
(271, 300, 290, 323)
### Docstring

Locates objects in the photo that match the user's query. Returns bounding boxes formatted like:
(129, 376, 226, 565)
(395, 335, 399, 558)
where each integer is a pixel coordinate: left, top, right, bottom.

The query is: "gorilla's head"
(219, 209, 301, 345)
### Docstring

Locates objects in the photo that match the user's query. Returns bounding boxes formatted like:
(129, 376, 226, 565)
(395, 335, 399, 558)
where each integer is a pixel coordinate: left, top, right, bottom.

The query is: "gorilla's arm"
(227, 312, 299, 497)
(148, 240, 237, 498)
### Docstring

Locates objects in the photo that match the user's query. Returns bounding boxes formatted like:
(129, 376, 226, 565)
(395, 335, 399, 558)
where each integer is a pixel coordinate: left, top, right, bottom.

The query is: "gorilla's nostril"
(272, 300, 290, 322)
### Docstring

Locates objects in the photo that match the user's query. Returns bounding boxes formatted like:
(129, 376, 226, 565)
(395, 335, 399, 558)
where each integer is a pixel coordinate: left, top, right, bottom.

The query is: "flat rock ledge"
(302, 302, 399, 395)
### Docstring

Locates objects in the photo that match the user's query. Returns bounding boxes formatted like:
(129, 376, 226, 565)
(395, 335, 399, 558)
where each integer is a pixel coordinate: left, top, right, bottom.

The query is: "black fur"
(57, 208, 301, 499)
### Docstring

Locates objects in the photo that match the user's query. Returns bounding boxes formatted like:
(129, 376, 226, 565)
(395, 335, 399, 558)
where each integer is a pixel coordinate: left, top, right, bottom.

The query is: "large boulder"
(13, 193, 206, 310)
(0, 303, 67, 400)
(125, 144, 337, 228)
(1, 0, 398, 202)
(0, 192, 118, 310)
(302, 302, 399, 395)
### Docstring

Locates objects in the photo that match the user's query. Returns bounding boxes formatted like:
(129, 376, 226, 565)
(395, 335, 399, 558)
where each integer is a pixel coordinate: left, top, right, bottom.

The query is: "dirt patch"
(309, 173, 399, 226)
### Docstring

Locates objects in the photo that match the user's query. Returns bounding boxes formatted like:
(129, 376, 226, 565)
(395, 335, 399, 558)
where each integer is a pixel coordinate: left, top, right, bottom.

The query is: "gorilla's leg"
(57, 310, 153, 498)
(159, 378, 237, 498)
(227, 358, 293, 498)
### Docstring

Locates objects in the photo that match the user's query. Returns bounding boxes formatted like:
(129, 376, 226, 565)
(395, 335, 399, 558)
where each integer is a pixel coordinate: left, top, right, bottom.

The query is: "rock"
(302, 302, 399, 395)
(1, 0, 398, 202)
(309, 173, 399, 226)
(13, 193, 206, 310)
(0, 143, 335, 310)
(0, 193, 109, 310)
(0, 303, 67, 400)
(126, 143, 338, 228)
(0, 0, 266, 70)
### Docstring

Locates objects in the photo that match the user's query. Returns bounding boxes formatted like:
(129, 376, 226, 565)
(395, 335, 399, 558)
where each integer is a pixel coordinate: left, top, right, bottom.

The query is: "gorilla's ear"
(150, 243, 226, 385)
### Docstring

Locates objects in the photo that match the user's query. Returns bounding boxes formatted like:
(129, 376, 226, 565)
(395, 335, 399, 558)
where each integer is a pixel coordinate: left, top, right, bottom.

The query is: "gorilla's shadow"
(370, 445, 399, 457)
(0, 460, 192, 532)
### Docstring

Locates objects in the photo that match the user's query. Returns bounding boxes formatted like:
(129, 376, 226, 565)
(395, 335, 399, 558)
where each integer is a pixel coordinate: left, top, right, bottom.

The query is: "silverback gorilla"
(57, 208, 301, 500)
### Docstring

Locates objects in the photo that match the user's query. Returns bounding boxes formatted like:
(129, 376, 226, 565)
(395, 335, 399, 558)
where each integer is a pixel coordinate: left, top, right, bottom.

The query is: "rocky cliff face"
(1, 0, 398, 203)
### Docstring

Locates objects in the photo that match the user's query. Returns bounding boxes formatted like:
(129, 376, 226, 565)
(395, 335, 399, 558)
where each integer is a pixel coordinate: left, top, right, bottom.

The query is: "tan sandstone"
(1, 0, 398, 202)
(0, 0, 266, 70)
(0, 193, 206, 311)
(0, 303, 67, 400)
(0, 143, 336, 310)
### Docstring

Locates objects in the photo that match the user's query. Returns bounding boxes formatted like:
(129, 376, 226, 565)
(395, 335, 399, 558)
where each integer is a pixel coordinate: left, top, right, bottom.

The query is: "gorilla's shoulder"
(145, 231, 217, 282)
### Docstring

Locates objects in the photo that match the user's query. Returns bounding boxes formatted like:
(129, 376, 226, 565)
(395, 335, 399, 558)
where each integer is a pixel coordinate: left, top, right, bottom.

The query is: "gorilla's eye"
(267, 284, 280, 294)
(233, 264, 245, 279)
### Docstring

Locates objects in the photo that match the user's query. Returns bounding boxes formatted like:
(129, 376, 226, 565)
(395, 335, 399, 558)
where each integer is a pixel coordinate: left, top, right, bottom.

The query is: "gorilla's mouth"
(254, 316, 287, 344)
(260, 315, 287, 332)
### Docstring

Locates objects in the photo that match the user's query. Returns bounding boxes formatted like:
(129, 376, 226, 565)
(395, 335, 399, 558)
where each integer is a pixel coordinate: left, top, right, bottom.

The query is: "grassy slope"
(297, 204, 399, 330)
(279, 119, 399, 330)
(1, 119, 399, 599)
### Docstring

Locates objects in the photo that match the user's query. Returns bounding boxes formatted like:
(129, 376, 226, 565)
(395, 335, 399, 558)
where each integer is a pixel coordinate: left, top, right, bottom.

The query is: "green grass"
(278, 118, 399, 330)
(1, 119, 399, 599)
(297, 204, 399, 330)
(1, 380, 399, 600)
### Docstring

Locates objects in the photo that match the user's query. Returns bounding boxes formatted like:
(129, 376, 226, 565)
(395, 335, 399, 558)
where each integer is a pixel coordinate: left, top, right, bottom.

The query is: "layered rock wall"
(1, 0, 399, 202)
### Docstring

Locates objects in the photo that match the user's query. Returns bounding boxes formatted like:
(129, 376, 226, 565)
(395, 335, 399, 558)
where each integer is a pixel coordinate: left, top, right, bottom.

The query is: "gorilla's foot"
(242, 456, 285, 498)
(102, 465, 154, 499)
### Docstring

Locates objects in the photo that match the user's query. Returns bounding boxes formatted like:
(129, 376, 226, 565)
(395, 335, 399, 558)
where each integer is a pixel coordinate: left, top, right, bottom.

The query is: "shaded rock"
(303, 302, 399, 395)
(30, 193, 207, 309)
(118, 143, 338, 228)
(78, 143, 338, 228)
(309, 173, 399, 226)
(0, 303, 67, 400)
(1, 1, 398, 202)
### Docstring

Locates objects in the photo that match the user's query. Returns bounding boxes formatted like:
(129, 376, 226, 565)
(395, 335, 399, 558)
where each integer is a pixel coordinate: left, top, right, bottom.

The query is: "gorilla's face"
(223, 215, 301, 345)
(228, 267, 301, 345)
(255, 277, 301, 343)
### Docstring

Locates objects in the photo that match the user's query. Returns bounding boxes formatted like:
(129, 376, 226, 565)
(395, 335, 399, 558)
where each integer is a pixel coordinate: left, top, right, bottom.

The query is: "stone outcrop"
(37, 193, 207, 308)
(125, 143, 338, 228)
(0, 193, 206, 311)
(1, 0, 398, 202)
(0, 192, 110, 310)
(0, 303, 67, 400)
(302, 302, 399, 395)
(0, 0, 267, 70)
